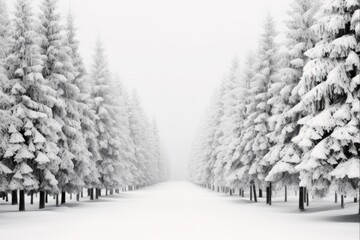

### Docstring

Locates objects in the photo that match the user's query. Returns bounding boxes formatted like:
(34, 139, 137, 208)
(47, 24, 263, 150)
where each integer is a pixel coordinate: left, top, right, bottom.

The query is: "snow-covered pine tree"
(188, 111, 214, 186)
(207, 84, 227, 189)
(264, 0, 319, 203)
(212, 58, 244, 192)
(128, 93, 150, 187)
(245, 14, 279, 202)
(5, 0, 62, 211)
(223, 54, 254, 194)
(109, 75, 135, 189)
(65, 11, 100, 200)
(90, 38, 121, 195)
(292, 0, 360, 206)
(150, 120, 162, 183)
(38, 0, 84, 204)
(0, 0, 14, 195)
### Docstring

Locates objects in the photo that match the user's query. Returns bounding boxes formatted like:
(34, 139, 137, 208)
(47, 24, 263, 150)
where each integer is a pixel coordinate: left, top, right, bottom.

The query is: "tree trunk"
(56, 194, 59, 206)
(306, 192, 309, 207)
(268, 182, 272, 205)
(5, 193, 8, 202)
(239, 188, 241, 196)
(106, 189, 108, 196)
(61, 192, 66, 204)
(250, 185, 253, 201)
(45, 193, 48, 203)
(341, 195, 344, 208)
(303, 187, 307, 203)
(30, 192, 34, 205)
(39, 191, 45, 209)
(299, 187, 304, 211)
(70, 193, 72, 200)
(285, 186, 287, 202)
(354, 196, 357, 203)
(76, 193, 80, 202)
(110, 189, 113, 195)
(259, 189, 263, 198)
(230, 189, 232, 196)
(90, 188, 94, 200)
(19, 190, 25, 211)
(11, 190, 18, 205)
(266, 187, 269, 204)
(81, 190, 83, 198)
(242, 189, 244, 197)
(253, 184, 257, 202)
(335, 192, 338, 203)
(95, 188, 99, 199)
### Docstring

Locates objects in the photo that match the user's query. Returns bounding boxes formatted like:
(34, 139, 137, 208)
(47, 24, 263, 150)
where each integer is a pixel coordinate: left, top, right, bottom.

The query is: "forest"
(0, 0, 169, 211)
(189, 0, 360, 212)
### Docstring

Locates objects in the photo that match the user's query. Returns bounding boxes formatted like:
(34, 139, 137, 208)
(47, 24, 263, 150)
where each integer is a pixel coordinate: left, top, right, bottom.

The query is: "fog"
(10, 0, 290, 180)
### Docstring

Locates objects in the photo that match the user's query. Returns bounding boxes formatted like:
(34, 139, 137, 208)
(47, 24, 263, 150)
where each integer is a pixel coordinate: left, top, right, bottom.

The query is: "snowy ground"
(0, 182, 358, 240)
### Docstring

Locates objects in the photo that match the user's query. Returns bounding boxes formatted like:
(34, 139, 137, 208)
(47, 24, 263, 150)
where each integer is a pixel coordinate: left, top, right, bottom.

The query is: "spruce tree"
(264, 0, 319, 198)
(65, 11, 100, 199)
(38, 0, 83, 205)
(5, 0, 61, 211)
(90, 38, 121, 193)
(292, 0, 360, 199)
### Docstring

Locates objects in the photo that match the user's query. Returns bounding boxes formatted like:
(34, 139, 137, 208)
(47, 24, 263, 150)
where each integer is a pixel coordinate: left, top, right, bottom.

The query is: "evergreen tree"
(66, 11, 100, 199)
(0, 0, 14, 194)
(264, 0, 319, 198)
(90, 38, 121, 193)
(212, 58, 242, 189)
(38, 0, 83, 204)
(223, 54, 254, 191)
(128, 93, 149, 186)
(292, 0, 360, 199)
(242, 14, 279, 199)
(5, 0, 61, 211)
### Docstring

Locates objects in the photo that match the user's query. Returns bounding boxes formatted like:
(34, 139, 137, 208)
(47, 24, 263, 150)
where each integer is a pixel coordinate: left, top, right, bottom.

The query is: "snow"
(0, 182, 358, 240)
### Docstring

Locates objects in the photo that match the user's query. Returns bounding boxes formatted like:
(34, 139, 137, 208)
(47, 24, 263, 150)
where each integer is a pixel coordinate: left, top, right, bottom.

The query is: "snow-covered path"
(0, 182, 358, 240)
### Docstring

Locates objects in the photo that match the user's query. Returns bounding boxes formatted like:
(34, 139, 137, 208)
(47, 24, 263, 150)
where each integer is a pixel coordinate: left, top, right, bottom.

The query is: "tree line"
(189, 0, 359, 213)
(0, 0, 169, 211)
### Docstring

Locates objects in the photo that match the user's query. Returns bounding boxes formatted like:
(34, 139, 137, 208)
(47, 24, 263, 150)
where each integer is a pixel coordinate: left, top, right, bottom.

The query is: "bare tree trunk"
(56, 194, 59, 206)
(76, 193, 80, 202)
(19, 190, 25, 211)
(253, 184, 257, 202)
(285, 186, 287, 202)
(341, 195, 344, 208)
(11, 190, 18, 205)
(90, 188, 94, 200)
(250, 185, 253, 201)
(39, 191, 45, 209)
(306, 192, 309, 206)
(61, 192, 66, 204)
(268, 182, 272, 205)
(259, 188, 263, 198)
(299, 187, 304, 211)
(30, 191, 34, 205)
(335, 192, 338, 203)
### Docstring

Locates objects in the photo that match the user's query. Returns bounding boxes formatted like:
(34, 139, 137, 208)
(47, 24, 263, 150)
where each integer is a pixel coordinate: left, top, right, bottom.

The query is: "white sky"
(9, 0, 290, 180)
